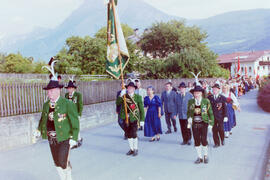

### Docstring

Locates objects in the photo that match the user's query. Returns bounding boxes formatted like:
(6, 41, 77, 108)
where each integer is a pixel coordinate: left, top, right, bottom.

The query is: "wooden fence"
(0, 73, 110, 82)
(0, 78, 217, 117)
(0, 81, 121, 117)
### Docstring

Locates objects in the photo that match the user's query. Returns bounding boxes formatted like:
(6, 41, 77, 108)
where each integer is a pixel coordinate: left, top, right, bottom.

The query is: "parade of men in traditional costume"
(32, 0, 247, 167)
(6, 0, 270, 179)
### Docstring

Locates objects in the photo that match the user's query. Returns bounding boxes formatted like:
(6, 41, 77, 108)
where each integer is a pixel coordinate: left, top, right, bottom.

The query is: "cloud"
(11, 16, 25, 23)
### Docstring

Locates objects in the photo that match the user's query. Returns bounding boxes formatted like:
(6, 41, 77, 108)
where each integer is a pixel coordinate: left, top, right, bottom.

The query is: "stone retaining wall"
(0, 101, 117, 151)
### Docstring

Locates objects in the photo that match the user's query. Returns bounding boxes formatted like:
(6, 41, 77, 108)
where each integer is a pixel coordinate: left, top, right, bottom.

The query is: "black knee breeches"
(192, 122, 208, 147)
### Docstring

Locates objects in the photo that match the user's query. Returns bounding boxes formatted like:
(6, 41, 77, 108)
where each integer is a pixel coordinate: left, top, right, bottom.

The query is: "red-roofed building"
(218, 50, 270, 78)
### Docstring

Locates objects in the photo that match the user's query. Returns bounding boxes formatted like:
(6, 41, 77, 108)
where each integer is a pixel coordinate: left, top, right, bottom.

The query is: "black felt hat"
(212, 83, 220, 89)
(43, 80, 64, 90)
(65, 80, 77, 89)
(178, 82, 186, 88)
(190, 85, 205, 94)
(125, 82, 137, 89)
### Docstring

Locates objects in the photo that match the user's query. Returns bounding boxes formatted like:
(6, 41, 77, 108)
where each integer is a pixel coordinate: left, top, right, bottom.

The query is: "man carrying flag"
(106, 0, 145, 156)
(116, 82, 145, 156)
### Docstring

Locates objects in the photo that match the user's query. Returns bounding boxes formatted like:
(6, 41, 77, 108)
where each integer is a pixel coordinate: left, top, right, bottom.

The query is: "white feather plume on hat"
(68, 75, 75, 82)
(42, 60, 58, 81)
(190, 71, 201, 86)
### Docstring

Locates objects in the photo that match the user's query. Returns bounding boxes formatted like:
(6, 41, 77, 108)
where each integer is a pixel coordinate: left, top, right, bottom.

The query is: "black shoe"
(181, 141, 187, 145)
(133, 150, 138, 156)
(71, 144, 78, 149)
(204, 156, 209, 164)
(138, 126, 143, 131)
(149, 138, 156, 142)
(187, 140, 191, 145)
(77, 138, 83, 147)
(68, 161, 72, 169)
(124, 135, 128, 140)
(165, 130, 172, 134)
(126, 150, 134, 155)
(156, 137, 160, 141)
(213, 144, 220, 148)
(174, 128, 177, 132)
(194, 158, 203, 164)
(221, 140, 225, 146)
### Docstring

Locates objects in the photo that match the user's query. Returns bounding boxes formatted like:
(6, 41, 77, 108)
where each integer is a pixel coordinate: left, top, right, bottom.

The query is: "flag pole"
(111, 0, 129, 126)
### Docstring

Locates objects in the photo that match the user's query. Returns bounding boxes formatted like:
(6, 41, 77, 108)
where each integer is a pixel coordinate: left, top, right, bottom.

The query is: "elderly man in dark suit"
(208, 83, 228, 148)
(161, 82, 177, 134)
(176, 82, 193, 145)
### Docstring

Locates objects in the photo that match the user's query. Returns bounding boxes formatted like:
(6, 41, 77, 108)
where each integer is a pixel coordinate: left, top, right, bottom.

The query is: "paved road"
(0, 90, 269, 180)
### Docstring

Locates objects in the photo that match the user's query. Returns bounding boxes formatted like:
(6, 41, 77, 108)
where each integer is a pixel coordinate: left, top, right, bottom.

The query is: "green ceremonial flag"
(106, 0, 129, 79)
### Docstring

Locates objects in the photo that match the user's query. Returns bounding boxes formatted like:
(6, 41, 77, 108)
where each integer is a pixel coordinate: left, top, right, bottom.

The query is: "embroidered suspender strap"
(125, 94, 140, 121)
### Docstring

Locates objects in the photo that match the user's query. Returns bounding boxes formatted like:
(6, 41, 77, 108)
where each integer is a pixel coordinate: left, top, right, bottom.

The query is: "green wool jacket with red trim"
(116, 94, 145, 123)
(38, 96, 80, 142)
(187, 98, 215, 126)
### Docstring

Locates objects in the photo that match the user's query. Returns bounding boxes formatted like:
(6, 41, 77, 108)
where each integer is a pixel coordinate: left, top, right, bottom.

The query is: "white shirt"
(50, 96, 60, 104)
(128, 92, 135, 98)
(213, 93, 220, 100)
(195, 97, 202, 106)
(166, 90, 171, 95)
(69, 91, 75, 97)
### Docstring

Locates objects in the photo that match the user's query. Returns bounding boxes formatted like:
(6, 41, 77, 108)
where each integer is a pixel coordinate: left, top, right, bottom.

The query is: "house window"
(268, 57, 270, 61)
(241, 67, 244, 72)
(263, 66, 265, 70)
(258, 66, 260, 70)
(249, 67, 252, 72)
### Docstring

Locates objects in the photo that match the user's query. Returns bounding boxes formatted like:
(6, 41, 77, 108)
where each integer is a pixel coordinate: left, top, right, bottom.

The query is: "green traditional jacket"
(187, 98, 214, 126)
(38, 96, 80, 142)
(116, 94, 145, 123)
(65, 91, 83, 117)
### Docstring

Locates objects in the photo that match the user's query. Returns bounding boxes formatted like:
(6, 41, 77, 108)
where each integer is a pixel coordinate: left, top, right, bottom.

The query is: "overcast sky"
(0, 0, 270, 39)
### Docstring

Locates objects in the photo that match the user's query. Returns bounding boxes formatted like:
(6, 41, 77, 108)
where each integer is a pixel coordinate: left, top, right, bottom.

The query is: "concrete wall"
(0, 101, 117, 151)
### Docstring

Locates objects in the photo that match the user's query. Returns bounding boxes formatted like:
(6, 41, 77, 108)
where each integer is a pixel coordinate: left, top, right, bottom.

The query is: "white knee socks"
(128, 138, 134, 150)
(195, 146, 202, 159)
(128, 138, 138, 151)
(133, 138, 138, 150)
(202, 146, 208, 156)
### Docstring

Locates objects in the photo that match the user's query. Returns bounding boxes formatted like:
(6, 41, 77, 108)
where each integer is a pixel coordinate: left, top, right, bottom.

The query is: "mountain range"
(1, 0, 270, 61)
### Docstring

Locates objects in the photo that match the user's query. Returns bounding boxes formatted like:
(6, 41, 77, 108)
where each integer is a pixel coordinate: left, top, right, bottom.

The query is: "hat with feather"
(190, 71, 204, 93)
(42, 58, 63, 90)
(65, 75, 77, 89)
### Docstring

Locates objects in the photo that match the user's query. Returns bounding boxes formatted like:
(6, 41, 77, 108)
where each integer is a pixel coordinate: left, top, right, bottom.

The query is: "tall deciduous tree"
(138, 20, 229, 79)
(140, 20, 208, 58)
(4, 53, 33, 73)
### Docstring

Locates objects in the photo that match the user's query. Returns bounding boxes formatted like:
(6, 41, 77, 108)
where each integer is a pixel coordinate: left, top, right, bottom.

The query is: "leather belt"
(193, 116, 203, 123)
(47, 131, 57, 138)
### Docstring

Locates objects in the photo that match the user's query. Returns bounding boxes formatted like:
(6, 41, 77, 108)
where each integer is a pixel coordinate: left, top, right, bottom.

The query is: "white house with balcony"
(218, 50, 270, 78)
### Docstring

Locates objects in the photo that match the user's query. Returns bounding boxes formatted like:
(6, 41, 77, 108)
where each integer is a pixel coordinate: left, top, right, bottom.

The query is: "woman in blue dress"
(221, 84, 240, 138)
(144, 86, 163, 142)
